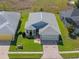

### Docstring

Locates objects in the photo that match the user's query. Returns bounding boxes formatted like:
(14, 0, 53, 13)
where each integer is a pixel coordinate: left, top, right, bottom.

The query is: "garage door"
(40, 35, 59, 45)
(41, 40, 57, 45)
(0, 41, 11, 45)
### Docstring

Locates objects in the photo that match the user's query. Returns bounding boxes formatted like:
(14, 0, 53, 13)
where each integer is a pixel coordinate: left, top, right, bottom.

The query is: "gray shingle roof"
(71, 9, 79, 16)
(60, 8, 79, 25)
(0, 15, 6, 25)
(0, 11, 21, 35)
(39, 25, 59, 35)
(25, 12, 61, 35)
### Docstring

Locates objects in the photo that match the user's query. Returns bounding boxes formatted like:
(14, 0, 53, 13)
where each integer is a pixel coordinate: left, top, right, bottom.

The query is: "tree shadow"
(69, 32, 77, 39)
(10, 20, 22, 46)
(57, 35, 64, 45)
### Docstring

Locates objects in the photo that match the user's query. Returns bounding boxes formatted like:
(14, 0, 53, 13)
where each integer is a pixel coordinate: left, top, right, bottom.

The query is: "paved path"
(60, 51, 79, 54)
(0, 41, 10, 59)
(0, 46, 10, 59)
(9, 52, 43, 54)
(9, 50, 79, 54)
(41, 45, 63, 59)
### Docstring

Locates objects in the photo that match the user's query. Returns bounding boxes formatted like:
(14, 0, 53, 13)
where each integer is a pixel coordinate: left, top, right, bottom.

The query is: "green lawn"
(9, 11, 43, 52)
(56, 14, 79, 51)
(9, 54, 42, 59)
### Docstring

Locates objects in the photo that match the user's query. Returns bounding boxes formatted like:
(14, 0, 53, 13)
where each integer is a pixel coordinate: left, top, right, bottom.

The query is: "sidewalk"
(60, 51, 79, 54)
(0, 46, 10, 59)
(9, 52, 43, 54)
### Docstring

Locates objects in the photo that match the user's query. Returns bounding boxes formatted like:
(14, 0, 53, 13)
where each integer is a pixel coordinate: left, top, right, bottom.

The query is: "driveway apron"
(41, 45, 63, 59)
(0, 41, 10, 59)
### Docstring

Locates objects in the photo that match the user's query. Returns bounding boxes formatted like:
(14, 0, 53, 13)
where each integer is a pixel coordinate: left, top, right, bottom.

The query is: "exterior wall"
(0, 35, 13, 41)
(25, 29, 36, 38)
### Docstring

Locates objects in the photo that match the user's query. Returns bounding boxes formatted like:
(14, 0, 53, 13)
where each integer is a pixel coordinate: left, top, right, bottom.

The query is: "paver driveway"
(41, 45, 63, 59)
(0, 41, 10, 59)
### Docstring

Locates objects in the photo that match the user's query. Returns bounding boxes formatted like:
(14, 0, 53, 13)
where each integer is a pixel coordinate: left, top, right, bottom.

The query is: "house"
(60, 8, 79, 35)
(0, 11, 21, 41)
(25, 12, 61, 44)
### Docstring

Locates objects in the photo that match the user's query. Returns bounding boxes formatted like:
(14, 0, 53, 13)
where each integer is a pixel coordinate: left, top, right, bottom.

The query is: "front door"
(36, 29, 40, 38)
(36, 29, 39, 35)
(30, 30, 32, 37)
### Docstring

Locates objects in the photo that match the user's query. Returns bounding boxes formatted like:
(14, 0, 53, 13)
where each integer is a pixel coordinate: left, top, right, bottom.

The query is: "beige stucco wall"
(0, 35, 13, 41)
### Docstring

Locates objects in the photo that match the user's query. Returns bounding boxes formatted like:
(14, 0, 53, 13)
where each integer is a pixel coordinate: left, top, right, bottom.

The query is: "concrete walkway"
(41, 45, 63, 59)
(9, 50, 79, 54)
(60, 51, 79, 54)
(0, 46, 10, 59)
(9, 52, 43, 54)
(0, 41, 10, 59)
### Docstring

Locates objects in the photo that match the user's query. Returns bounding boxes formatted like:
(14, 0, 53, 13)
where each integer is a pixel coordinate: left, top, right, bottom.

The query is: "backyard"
(0, 0, 67, 13)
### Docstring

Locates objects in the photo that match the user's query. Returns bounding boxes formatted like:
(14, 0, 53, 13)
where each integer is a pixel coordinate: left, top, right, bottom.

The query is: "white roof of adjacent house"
(0, 11, 21, 35)
(25, 12, 61, 35)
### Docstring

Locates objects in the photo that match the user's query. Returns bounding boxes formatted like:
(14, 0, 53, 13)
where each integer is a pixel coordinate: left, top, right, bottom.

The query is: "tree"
(75, 0, 79, 8)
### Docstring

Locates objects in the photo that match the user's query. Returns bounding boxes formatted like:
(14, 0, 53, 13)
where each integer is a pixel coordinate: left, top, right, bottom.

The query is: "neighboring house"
(25, 12, 61, 44)
(60, 8, 79, 35)
(0, 11, 21, 41)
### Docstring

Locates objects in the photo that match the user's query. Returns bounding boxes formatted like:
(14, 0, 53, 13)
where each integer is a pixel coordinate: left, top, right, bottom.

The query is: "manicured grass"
(56, 14, 79, 51)
(9, 11, 43, 52)
(9, 54, 42, 59)
(61, 53, 79, 58)
(10, 36, 43, 52)
(19, 10, 29, 32)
